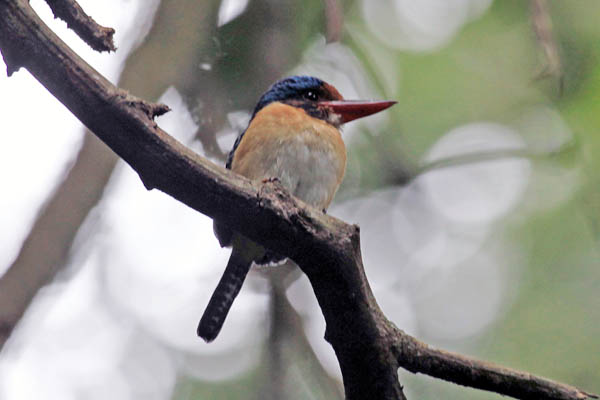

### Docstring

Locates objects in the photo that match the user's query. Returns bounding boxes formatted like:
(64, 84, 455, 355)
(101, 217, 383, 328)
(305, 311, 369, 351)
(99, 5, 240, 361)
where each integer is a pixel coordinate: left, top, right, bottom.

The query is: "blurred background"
(1, 0, 599, 399)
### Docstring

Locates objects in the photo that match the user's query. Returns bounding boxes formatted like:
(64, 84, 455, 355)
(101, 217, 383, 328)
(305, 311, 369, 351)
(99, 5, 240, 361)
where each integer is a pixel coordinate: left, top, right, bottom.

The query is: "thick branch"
(0, 1, 596, 400)
(45, 0, 116, 52)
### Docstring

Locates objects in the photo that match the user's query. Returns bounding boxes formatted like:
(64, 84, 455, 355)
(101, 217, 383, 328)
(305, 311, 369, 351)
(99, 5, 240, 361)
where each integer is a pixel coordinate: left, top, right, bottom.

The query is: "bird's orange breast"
(231, 102, 346, 210)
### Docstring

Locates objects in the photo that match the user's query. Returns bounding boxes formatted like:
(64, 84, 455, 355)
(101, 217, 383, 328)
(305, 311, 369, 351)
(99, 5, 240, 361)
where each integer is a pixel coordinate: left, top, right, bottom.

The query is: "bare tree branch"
(263, 267, 344, 399)
(0, 133, 118, 350)
(323, 0, 343, 43)
(0, 1, 596, 399)
(393, 332, 597, 400)
(413, 140, 576, 180)
(530, 0, 563, 92)
(44, 0, 115, 52)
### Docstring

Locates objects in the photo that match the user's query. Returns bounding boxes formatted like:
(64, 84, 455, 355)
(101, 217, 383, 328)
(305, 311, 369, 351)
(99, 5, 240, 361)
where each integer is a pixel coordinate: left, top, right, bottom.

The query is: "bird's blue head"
(251, 75, 343, 119)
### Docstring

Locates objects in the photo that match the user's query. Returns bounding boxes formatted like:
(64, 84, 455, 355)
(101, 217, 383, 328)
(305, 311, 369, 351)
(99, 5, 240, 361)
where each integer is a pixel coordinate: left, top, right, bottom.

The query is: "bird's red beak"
(319, 100, 397, 124)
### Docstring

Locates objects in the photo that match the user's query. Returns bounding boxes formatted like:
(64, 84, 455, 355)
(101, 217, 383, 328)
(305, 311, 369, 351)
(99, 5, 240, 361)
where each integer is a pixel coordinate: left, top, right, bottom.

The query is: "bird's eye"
(304, 90, 318, 101)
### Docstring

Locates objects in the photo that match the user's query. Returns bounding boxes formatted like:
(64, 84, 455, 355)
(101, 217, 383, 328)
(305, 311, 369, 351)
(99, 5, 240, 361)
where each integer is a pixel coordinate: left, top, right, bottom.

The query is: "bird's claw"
(262, 177, 281, 184)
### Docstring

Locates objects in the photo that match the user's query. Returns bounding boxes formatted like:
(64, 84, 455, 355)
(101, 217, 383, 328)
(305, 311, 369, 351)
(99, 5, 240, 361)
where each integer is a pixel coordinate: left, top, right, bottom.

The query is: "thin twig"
(413, 140, 576, 180)
(393, 331, 598, 400)
(45, 0, 116, 52)
(323, 0, 343, 43)
(530, 0, 563, 93)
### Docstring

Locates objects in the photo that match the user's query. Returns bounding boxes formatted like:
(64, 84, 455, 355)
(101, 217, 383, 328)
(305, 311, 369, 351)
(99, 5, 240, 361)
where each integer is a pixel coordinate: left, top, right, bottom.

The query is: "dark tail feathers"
(197, 248, 252, 342)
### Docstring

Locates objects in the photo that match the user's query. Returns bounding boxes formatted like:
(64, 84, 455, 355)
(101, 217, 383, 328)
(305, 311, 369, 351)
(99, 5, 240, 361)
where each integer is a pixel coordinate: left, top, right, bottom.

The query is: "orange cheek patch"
(321, 83, 344, 101)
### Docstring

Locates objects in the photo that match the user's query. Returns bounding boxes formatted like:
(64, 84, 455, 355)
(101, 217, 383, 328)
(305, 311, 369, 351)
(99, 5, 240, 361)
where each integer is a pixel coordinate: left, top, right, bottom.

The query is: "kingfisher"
(198, 75, 396, 342)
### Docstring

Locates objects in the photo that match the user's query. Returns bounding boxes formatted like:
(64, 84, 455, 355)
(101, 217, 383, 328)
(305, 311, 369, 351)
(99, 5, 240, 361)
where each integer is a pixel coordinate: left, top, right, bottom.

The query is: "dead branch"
(530, 0, 563, 91)
(45, 0, 116, 52)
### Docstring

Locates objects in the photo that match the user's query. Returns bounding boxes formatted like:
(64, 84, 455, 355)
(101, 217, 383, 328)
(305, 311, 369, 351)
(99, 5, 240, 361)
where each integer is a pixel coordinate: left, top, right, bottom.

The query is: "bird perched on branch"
(197, 75, 396, 342)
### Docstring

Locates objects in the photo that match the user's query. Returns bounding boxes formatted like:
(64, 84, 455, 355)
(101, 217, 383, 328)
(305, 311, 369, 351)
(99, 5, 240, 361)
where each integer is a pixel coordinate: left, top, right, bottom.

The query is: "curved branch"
(0, 1, 596, 400)
(45, 0, 116, 52)
(392, 331, 597, 400)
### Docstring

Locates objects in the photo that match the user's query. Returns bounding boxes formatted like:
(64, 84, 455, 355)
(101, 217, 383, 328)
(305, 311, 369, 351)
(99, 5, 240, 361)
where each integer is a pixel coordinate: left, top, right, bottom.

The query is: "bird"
(197, 75, 396, 342)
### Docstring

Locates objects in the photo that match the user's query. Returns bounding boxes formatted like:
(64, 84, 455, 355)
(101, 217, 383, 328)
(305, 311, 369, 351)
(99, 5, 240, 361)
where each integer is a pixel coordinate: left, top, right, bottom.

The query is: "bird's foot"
(262, 176, 281, 184)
